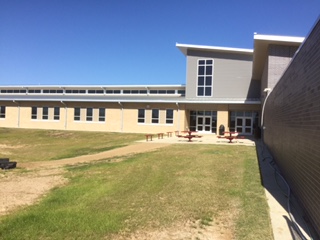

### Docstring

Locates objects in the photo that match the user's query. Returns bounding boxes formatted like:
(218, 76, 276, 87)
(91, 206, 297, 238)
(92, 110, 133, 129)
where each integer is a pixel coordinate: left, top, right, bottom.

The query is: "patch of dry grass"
(0, 128, 143, 162)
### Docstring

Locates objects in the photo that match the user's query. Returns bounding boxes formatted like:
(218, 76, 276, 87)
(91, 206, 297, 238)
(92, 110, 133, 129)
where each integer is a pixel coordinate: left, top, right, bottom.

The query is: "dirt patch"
(0, 168, 67, 216)
(111, 218, 234, 240)
(0, 142, 234, 239)
(0, 143, 169, 216)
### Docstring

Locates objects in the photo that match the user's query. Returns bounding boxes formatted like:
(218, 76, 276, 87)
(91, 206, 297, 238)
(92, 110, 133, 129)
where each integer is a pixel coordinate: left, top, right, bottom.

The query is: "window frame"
(42, 107, 49, 120)
(99, 108, 106, 122)
(197, 59, 213, 97)
(151, 109, 159, 124)
(54, 107, 60, 120)
(0, 106, 5, 119)
(166, 109, 174, 124)
(31, 106, 37, 120)
(86, 108, 93, 121)
(74, 107, 81, 121)
(138, 109, 145, 123)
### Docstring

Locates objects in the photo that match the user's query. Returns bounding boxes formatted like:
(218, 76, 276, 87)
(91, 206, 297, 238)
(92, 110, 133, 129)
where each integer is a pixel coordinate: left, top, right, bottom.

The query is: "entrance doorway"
(236, 117, 252, 135)
(197, 116, 212, 132)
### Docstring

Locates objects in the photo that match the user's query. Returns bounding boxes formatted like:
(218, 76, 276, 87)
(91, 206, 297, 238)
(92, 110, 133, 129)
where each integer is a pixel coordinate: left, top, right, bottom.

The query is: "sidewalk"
(256, 141, 313, 240)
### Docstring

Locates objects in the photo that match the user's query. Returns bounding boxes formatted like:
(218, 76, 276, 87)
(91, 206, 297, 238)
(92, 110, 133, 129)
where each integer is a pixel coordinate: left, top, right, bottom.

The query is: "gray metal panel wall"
(264, 19, 320, 237)
(185, 50, 259, 99)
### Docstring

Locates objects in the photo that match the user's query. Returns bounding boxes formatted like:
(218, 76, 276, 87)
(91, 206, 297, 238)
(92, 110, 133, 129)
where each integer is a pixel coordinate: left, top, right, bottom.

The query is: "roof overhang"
(176, 43, 253, 56)
(0, 95, 260, 105)
(0, 84, 185, 89)
(252, 34, 304, 80)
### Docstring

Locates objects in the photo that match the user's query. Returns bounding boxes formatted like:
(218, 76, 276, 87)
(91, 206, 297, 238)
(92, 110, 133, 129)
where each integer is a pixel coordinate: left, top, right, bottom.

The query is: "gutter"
(61, 101, 68, 130)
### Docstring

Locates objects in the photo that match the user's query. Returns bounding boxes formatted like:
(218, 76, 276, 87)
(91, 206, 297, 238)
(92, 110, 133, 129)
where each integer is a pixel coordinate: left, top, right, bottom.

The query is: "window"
(197, 59, 213, 96)
(88, 90, 104, 94)
(42, 107, 49, 120)
(0, 106, 5, 118)
(74, 108, 81, 121)
(54, 107, 60, 120)
(66, 90, 86, 94)
(138, 109, 145, 123)
(178, 90, 185, 96)
(86, 108, 93, 121)
(106, 90, 121, 94)
(152, 109, 159, 124)
(166, 109, 174, 124)
(31, 107, 37, 119)
(28, 89, 41, 94)
(99, 108, 105, 122)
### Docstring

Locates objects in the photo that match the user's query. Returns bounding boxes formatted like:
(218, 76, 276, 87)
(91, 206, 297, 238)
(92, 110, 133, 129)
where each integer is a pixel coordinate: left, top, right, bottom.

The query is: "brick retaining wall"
(264, 19, 320, 236)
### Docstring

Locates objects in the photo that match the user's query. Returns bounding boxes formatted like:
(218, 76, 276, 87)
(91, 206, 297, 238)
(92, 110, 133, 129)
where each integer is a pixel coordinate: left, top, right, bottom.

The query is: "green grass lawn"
(0, 131, 273, 240)
(0, 128, 144, 162)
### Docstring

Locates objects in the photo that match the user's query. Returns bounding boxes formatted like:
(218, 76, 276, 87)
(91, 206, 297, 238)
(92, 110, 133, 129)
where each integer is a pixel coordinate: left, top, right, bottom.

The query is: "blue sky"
(1, 0, 319, 86)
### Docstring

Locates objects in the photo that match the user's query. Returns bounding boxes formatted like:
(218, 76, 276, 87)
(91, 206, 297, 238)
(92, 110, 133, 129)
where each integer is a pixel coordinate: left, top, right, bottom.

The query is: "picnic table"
(222, 132, 239, 143)
(178, 131, 202, 142)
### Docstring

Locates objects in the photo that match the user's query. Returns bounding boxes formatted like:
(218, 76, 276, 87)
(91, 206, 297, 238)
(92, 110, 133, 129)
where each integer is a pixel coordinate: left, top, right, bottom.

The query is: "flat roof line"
(176, 43, 253, 55)
(253, 34, 305, 43)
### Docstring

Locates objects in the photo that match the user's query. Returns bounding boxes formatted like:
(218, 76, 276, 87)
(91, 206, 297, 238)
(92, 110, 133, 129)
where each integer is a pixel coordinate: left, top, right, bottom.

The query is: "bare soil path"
(0, 142, 230, 239)
(0, 143, 170, 216)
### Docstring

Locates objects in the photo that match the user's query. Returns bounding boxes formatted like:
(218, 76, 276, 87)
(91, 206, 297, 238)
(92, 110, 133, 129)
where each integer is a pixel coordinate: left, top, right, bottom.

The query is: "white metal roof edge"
(0, 97, 261, 104)
(0, 84, 186, 88)
(176, 43, 253, 55)
(253, 34, 305, 43)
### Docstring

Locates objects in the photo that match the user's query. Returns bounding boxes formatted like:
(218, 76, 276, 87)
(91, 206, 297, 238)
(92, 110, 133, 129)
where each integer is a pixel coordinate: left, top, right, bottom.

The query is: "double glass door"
(236, 117, 252, 135)
(197, 116, 211, 132)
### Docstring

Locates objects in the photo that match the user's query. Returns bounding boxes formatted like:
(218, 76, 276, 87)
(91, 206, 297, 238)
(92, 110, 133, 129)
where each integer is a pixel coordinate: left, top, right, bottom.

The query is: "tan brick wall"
(217, 105, 229, 131)
(264, 19, 320, 237)
(0, 101, 187, 134)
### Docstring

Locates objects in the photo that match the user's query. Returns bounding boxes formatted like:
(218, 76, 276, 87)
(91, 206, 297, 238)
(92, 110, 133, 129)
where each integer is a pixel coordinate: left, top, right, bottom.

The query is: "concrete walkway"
(256, 141, 313, 240)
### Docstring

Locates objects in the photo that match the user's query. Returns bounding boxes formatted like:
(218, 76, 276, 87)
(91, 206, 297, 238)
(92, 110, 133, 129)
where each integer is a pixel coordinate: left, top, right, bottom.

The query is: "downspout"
(261, 88, 272, 142)
(176, 102, 180, 132)
(118, 102, 123, 132)
(13, 100, 20, 128)
(61, 101, 68, 130)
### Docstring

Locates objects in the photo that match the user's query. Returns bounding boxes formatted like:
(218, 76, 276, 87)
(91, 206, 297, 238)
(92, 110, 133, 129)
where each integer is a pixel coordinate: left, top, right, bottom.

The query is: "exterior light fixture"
(261, 88, 273, 142)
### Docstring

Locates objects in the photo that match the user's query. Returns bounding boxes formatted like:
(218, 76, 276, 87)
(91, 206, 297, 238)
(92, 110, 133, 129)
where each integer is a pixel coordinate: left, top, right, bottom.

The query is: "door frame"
(196, 115, 212, 133)
(235, 117, 253, 135)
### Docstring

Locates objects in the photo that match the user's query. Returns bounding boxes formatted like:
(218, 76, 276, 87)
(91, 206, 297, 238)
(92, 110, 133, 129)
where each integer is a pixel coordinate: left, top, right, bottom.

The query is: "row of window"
(138, 109, 174, 124)
(74, 107, 105, 122)
(0, 89, 185, 96)
(29, 107, 173, 124)
(31, 107, 60, 120)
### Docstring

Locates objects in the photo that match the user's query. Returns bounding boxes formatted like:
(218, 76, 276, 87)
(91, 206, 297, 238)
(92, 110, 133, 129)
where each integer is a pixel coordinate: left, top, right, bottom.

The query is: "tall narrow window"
(54, 107, 60, 120)
(152, 109, 159, 124)
(197, 59, 213, 97)
(74, 107, 80, 121)
(138, 109, 145, 123)
(86, 108, 93, 121)
(0, 106, 5, 118)
(99, 108, 105, 122)
(42, 107, 49, 120)
(166, 109, 173, 124)
(31, 107, 37, 119)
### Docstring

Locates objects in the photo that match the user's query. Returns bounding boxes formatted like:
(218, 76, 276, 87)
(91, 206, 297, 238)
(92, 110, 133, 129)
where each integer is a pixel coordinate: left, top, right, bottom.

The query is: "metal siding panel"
(185, 50, 253, 100)
(214, 59, 253, 98)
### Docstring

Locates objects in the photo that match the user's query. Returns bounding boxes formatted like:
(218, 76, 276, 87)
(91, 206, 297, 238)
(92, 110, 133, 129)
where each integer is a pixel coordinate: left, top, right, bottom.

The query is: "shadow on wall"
(255, 141, 318, 240)
(246, 79, 261, 99)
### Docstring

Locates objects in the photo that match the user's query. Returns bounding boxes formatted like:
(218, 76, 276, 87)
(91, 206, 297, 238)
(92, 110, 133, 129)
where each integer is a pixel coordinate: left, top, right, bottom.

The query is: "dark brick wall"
(264, 19, 320, 236)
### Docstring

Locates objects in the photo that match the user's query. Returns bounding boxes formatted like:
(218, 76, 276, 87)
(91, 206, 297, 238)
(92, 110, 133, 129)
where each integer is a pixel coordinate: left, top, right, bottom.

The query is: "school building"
(2, 17, 320, 237)
(0, 34, 303, 136)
